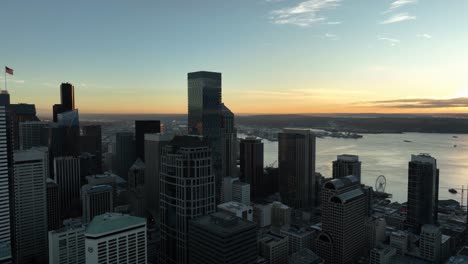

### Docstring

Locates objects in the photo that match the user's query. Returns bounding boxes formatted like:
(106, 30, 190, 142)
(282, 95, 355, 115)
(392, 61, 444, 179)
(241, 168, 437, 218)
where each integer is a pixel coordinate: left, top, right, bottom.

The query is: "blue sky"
(1, 0, 467, 114)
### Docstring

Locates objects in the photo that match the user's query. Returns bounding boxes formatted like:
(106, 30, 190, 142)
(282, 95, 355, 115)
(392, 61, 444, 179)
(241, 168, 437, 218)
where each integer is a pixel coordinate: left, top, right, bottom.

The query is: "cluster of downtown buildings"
(0, 71, 466, 264)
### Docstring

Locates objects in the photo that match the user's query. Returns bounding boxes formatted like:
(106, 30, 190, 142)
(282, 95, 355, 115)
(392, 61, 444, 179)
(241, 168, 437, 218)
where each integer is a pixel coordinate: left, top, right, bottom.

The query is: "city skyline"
(1, 0, 467, 115)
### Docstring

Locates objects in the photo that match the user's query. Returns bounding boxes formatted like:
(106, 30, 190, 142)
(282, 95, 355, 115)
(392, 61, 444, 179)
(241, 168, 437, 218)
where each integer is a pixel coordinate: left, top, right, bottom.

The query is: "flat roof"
(189, 212, 256, 238)
(86, 213, 145, 237)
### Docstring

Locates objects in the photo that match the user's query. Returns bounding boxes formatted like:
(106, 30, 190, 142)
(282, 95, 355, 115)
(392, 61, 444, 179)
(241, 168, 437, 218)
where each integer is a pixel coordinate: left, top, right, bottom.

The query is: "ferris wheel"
(375, 175, 387, 193)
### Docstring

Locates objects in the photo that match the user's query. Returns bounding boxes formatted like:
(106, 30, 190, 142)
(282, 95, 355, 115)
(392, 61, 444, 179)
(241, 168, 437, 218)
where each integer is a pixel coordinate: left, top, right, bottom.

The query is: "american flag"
(5, 67, 13, 75)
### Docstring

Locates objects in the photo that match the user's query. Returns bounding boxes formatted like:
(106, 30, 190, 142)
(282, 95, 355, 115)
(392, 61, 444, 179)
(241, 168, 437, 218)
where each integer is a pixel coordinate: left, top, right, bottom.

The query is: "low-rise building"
(218, 201, 253, 221)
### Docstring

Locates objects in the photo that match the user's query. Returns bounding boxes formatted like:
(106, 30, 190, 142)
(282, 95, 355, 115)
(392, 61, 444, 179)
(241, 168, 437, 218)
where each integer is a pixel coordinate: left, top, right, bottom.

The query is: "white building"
(259, 232, 289, 264)
(221, 176, 238, 203)
(271, 202, 292, 231)
(85, 213, 147, 264)
(218, 201, 253, 221)
(390, 230, 409, 254)
(0, 106, 11, 261)
(253, 203, 273, 228)
(369, 245, 396, 264)
(280, 227, 314, 255)
(420, 224, 441, 263)
(48, 219, 85, 264)
(13, 147, 48, 263)
(232, 180, 250, 205)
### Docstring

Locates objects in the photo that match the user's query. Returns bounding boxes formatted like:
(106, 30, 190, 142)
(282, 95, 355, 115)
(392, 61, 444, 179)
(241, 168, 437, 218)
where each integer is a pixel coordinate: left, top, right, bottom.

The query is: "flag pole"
(4, 67, 7, 91)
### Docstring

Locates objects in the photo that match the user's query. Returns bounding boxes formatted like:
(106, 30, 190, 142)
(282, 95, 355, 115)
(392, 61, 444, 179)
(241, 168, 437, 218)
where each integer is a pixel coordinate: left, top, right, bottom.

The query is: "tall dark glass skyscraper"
(53, 83, 75, 122)
(188, 71, 223, 201)
(332, 154, 361, 182)
(60, 82, 75, 111)
(135, 120, 160, 162)
(240, 137, 264, 198)
(278, 128, 316, 209)
(407, 154, 439, 233)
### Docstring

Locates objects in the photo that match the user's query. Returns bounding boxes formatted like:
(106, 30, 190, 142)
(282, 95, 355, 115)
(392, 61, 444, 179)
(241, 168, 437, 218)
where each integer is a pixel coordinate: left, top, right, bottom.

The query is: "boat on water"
(449, 188, 458, 194)
(453, 136, 458, 138)
(404, 140, 412, 143)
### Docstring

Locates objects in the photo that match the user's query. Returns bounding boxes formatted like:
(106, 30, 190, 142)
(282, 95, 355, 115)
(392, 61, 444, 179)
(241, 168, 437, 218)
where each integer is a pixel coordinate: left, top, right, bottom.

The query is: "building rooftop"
(189, 211, 256, 238)
(324, 175, 359, 190)
(14, 147, 47, 162)
(218, 201, 252, 212)
(260, 232, 287, 245)
(331, 188, 364, 204)
(187, 71, 221, 80)
(337, 154, 359, 162)
(129, 158, 145, 170)
(282, 128, 315, 135)
(86, 213, 145, 237)
(447, 256, 468, 264)
(289, 248, 323, 264)
(85, 185, 113, 194)
(169, 135, 208, 149)
(411, 153, 436, 165)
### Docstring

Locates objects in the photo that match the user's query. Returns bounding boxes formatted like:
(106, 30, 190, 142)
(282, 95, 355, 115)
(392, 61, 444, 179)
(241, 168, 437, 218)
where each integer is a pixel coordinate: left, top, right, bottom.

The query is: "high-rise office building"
(10, 103, 39, 150)
(280, 227, 314, 255)
(420, 224, 442, 263)
(46, 179, 61, 231)
(288, 249, 324, 264)
(52, 83, 75, 122)
(221, 103, 237, 177)
(258, 232, 289, 264)
(82, 185, 113, 224)
(79, 152, 98, 179)
(332, 154, 361, 182)
(278, 128, 316, 209)
(48, 218, 85, 264)
(12, 148, 48, 264)
(114, 132, 135, 180)
(188, 212, 258, 264)
(54, 156, 81, 218)
(271, 202, 292, 232)
(80, 125, 102, 173)
(19, 121, 49, 150)
(0, 105, 12, 262)
(144, 133, 173, 217)
(60, 83, 75, 111)
(128, 158, 145, 191)
(407, 154, 439, 233)
(159, 136, 216, 264)
(135, 120, 160, 161)
(85, 213, 147, 264)
(188, 71, 224, 201)
(240, 137, 264, 198)
(369, 245, 396, 264)
(0, 90, 9, 106)
(57, 110, 81, 157)
(232, 180, 251, 205)
(316, 175, 366, 264)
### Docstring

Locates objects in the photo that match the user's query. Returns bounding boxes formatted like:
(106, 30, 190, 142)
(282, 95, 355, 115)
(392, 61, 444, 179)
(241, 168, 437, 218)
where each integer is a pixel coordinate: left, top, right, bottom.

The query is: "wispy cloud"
(378, 37, 400, 46)
(380, 12, 416, 24)
(417, 33, 432, 39)
(326, 21, 342, 25)
(0, 77, 25, 84)
(325, 33, 339, 39)
(364, 97, 468, 109)
(385, 0, 417, 13)
(270, 0, 342, 27)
